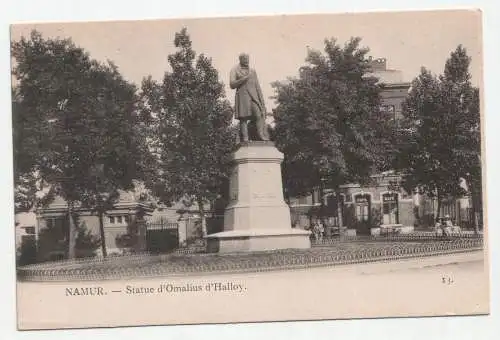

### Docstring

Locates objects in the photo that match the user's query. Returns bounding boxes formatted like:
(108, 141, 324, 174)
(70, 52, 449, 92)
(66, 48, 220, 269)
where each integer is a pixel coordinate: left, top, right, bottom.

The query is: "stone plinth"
(206, 142, 310, 253)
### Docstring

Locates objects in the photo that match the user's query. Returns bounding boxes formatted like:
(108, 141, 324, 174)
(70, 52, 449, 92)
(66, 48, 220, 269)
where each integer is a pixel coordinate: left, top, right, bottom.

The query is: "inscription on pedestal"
(252, 193, 277, 199)
(251, 168, 272, 175)
(248, 165, 277, 201)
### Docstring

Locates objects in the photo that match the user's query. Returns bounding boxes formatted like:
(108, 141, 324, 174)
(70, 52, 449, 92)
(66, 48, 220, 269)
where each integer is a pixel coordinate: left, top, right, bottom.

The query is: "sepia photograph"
(10, 9, 488, 331)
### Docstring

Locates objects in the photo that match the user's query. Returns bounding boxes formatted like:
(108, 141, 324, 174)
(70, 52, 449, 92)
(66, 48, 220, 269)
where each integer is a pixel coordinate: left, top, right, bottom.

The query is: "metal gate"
(146, 221, 179, 253)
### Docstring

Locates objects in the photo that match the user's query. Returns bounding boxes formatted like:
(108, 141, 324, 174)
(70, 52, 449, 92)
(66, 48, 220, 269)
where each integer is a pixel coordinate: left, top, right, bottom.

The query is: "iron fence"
(311, 232, 484, 246)
(146, 221, 179, 253)
(18, 236, 484, 282)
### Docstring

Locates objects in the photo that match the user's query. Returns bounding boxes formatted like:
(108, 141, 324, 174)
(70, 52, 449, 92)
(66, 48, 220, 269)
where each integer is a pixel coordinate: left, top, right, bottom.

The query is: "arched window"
(354, 194, 371, 222)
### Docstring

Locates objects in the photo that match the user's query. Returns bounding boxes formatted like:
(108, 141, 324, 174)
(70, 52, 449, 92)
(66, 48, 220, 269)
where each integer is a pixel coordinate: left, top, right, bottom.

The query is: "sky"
(10, 10, 482, 111)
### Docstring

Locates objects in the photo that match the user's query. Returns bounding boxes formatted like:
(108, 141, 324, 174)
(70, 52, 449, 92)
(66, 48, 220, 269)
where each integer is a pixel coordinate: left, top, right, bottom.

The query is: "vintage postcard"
(11, 9, 488, 331)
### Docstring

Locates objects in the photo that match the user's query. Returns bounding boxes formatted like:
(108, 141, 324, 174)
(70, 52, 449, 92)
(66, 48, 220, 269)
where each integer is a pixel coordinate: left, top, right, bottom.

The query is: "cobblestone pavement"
(17, 237, 483, 282)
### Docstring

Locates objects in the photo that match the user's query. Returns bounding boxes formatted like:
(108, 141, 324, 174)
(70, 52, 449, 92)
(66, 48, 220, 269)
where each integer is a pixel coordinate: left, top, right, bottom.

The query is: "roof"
(369, 69, 405, 84)
(36, 189, 155, 214)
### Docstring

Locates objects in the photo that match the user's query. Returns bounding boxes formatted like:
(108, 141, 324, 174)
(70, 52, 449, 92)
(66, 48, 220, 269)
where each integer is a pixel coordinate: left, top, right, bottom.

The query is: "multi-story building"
(370, 57, 411, 122)
(288, 58, 475, 235)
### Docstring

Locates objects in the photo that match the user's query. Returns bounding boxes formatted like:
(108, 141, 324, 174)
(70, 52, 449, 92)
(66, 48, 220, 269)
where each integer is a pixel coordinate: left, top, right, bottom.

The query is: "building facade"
(288, 58, 477, 234)
(35, 191, 154, 259)
(32, 190, 222, 259)
(290, 58, 441, 234)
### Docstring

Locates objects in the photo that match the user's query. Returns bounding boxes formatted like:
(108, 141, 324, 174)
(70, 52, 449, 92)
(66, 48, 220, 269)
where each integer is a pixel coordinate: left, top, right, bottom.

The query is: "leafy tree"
(11, 31, 146, 257)
(272, 37, 390, 229)
(139, 28, 235, 236)
(462, 87, 482, 230)
(442, 47, 482, 230)
(74, 61, 148, 257)
(11, 83, 53, 213)
(395, 45, 481, 228)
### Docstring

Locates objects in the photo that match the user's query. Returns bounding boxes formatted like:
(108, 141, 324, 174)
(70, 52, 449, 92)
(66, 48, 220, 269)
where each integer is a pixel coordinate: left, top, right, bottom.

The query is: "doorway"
(382, 193, 399, 225)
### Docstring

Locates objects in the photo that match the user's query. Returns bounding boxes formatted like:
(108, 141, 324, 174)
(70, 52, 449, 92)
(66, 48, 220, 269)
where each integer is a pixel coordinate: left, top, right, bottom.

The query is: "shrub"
(75, 221, 101, 258)
(17, 236, 37, 266)
(37, 215, 100, 262)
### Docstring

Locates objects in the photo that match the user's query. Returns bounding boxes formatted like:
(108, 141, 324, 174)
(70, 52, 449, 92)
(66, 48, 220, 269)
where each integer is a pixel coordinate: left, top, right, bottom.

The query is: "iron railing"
(18, 236, 484, 282)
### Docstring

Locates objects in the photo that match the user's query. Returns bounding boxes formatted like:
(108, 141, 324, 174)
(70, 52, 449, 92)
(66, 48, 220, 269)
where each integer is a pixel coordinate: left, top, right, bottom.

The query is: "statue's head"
(239, 53, 249, 67)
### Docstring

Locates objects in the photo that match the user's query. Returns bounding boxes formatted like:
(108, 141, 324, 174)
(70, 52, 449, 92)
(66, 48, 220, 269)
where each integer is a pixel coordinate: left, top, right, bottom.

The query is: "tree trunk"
(67, 202, 76, 259)
(319, 183, 325, 225)
(335, 189, 344, 235)
(474, 212, 480, 234)
(198, 199, 207, 237)
(98, 209, 107, 257)
(436, 194, 442, 221)
(468, 181, 480, 234)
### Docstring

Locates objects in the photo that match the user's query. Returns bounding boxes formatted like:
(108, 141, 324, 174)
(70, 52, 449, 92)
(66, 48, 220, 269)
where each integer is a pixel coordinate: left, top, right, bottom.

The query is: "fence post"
(178, 218, 187, 247)
(135, 217, 147, 253)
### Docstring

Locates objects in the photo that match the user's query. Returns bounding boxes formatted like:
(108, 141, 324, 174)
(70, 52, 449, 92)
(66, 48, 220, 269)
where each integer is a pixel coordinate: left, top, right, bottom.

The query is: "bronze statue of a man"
(230, 53, 269, 142)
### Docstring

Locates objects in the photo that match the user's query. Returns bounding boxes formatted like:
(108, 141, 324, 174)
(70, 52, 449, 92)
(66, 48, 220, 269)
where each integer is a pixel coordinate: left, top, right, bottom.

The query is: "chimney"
(367, 57, 387, 72)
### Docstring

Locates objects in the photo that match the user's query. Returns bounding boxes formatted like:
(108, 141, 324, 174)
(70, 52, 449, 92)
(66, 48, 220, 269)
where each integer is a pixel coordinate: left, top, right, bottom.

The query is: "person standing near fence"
(443, 215, 453, 236)
(311, 221, 319, 242)
(317, 220, 325, 242)
(435, 217, 443, 237)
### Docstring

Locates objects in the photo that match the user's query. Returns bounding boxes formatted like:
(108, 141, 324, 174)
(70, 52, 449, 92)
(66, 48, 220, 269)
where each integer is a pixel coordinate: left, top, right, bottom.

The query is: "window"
(354, 194, 371, 222)
(46, 217, 65, 229)
(325, 195, 344, 217)
(297, 196, 309, 205)
(107, 215, 129, 225)
(380, 105, 396, 121)
(21, 234, 35, 244)
(356, 205, 369, 222)
(24, 226, 36, 235)
(44, 217, 67, 241)
(382, 193, 399, 224)
(312, 189, 320, 205)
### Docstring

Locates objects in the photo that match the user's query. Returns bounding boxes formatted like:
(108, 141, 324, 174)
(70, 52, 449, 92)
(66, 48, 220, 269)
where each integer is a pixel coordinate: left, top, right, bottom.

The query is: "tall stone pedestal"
(206, 142, 311, 253)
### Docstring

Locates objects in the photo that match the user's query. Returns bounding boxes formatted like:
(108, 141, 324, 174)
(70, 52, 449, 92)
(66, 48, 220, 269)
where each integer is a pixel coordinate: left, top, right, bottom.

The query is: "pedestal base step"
(206, 229, 311, 253)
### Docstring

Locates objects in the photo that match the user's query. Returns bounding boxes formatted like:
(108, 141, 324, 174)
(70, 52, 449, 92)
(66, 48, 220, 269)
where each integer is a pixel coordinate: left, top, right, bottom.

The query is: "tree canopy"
(395, 45, 481, 221)
(11, 30, 147, 256)
(139, 28, 235, 235)
(272, 37, 391, 199)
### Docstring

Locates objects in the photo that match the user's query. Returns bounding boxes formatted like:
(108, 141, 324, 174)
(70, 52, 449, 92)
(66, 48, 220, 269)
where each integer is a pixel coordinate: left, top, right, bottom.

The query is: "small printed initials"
(441, 275, 454, 285)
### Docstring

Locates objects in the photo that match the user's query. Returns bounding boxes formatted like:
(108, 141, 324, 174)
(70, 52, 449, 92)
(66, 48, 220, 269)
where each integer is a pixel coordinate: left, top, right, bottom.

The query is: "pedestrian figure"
(311, 221, 320, 242)
(443, 215, 453, 237)
(435, 217, 443, 237)
(317, 220, 325, 242)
